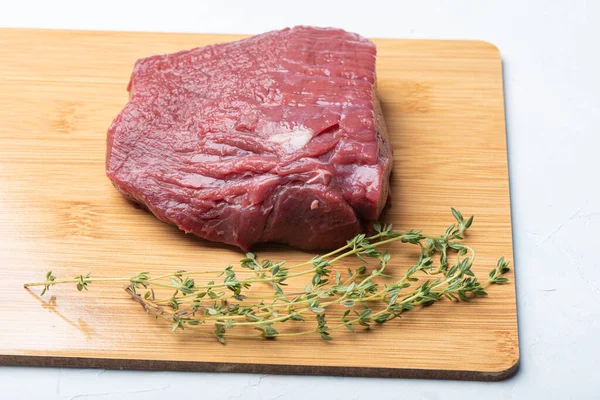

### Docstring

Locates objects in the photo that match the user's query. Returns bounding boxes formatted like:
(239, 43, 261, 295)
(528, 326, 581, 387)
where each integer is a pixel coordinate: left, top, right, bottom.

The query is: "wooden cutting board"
(0, 29, 518, 380)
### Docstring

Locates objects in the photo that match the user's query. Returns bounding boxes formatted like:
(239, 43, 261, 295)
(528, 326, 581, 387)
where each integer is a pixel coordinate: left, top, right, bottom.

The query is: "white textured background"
(1, 0, 599, 398)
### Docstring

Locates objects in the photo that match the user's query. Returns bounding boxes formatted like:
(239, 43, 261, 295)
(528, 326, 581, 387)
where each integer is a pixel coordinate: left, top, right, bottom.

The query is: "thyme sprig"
(24, 209, 510, 343)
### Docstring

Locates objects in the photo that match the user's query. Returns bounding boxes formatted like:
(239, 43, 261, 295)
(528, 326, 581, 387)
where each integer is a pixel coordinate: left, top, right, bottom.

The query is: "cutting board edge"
(0, 353, 520, 381)
(0, 27, 502, 56)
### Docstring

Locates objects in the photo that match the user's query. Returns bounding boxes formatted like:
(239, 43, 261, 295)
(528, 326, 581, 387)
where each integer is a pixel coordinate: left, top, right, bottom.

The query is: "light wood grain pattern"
(0, 29, 518, 380)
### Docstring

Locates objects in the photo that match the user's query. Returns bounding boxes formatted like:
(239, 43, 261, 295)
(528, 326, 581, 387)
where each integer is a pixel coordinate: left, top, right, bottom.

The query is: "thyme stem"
(24, 209, 510, 342)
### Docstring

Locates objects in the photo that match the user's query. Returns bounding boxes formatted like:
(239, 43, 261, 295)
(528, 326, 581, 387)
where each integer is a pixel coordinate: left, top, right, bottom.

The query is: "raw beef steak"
(106, 26, 392, 251)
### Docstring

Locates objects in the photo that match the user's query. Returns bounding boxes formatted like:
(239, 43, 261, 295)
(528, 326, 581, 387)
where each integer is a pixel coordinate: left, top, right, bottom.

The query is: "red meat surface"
(106, 26, 392, 251)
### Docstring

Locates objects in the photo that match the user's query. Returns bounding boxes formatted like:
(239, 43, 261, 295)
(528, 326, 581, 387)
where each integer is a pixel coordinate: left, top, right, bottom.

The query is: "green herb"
(23, 209, 510, 343)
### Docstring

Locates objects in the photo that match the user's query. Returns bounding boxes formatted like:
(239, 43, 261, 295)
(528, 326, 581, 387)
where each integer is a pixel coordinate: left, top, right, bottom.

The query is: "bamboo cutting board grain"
(0, 29, 518, 380)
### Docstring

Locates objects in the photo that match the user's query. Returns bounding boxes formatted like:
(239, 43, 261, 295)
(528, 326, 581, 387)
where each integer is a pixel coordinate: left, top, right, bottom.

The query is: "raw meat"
(106, 26, 392, 251)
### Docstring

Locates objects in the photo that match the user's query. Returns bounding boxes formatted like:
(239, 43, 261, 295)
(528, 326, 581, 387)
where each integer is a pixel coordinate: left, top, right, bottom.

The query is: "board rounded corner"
(487, 352, 520, 381)
(475, 40, 502, 59)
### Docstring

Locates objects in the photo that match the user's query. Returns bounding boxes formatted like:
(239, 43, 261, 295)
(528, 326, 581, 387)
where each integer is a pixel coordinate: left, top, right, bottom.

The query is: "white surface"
(1, 0, 599, 398)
